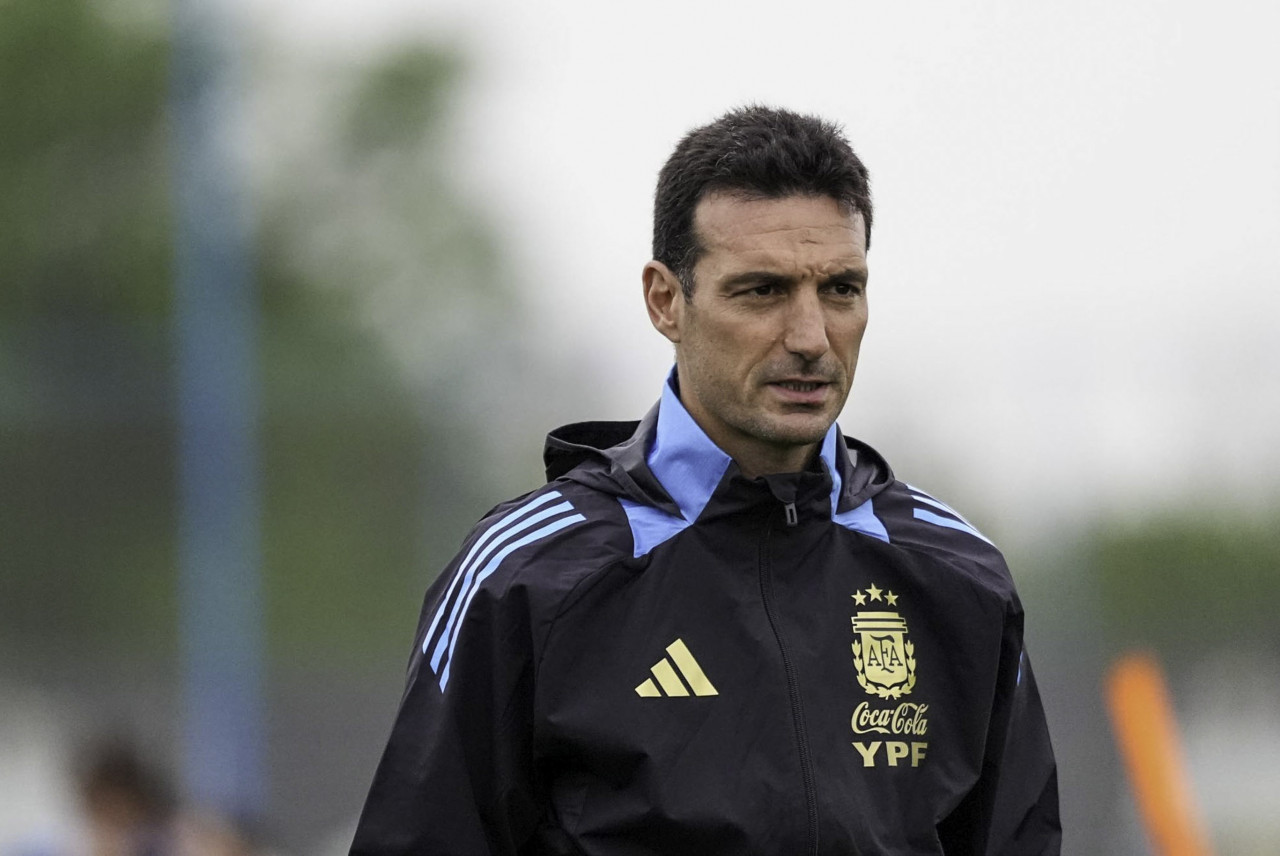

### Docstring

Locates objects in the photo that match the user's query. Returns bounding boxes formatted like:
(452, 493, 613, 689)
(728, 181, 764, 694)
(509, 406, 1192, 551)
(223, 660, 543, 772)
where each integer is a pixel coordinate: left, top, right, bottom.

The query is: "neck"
(670, 368, 827, 480)
(731, 443, 820, 480)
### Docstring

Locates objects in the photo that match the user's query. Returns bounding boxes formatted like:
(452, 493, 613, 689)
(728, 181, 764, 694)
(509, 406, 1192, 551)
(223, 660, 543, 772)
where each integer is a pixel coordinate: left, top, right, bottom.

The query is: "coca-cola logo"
(851, 701, 930, 736)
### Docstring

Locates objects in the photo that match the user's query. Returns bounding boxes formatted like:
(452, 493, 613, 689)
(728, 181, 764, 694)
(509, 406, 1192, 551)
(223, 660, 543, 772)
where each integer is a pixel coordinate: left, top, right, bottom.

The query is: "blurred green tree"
(0, 0, 171, 316)
(1, 0, 177, 671)
(0, 2, 579, 846)
(1093, 511, 1280, 656)
(0, 0, 541, 679)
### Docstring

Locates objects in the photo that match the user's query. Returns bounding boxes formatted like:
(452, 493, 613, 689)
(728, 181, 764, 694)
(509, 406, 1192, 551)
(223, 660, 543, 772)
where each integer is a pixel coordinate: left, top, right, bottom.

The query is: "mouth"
(767, 378, 833, 405)
(773, 380, 828, 393)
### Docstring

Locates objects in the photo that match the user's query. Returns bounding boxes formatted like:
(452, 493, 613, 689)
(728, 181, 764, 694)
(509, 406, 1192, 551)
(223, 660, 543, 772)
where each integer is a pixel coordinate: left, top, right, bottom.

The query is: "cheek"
(832, 314, 868, 355)
(682, 321, 738, 385)
(702, 319, 767, 362)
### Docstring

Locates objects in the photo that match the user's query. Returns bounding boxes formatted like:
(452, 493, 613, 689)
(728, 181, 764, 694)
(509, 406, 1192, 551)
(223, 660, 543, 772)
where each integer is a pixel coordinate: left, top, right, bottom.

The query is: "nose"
(782, 290, 829, 360)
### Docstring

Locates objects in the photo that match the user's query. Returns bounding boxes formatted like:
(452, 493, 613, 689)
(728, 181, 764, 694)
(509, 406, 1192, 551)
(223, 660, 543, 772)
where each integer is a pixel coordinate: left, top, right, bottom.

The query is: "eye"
(829, 281, 864, 297)
(737, 282, 781, 297)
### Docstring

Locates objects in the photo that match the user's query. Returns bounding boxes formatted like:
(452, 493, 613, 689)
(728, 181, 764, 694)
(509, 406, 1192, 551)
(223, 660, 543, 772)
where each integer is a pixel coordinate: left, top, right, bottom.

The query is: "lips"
(767, 378, 832, 404)
(775, 380, 826, 393)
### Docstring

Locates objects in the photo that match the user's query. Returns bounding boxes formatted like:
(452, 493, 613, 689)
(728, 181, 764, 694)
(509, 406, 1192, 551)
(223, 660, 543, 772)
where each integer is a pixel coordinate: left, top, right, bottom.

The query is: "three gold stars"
(851, 584, 900, 608)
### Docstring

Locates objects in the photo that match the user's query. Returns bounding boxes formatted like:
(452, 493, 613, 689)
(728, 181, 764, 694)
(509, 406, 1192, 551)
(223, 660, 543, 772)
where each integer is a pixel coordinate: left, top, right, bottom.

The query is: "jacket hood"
(543, 376, 894, 522)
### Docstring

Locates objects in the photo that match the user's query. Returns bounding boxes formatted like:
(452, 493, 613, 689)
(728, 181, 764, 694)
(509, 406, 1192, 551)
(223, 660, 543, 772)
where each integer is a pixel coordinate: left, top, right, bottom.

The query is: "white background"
(250, 0, 1280, 539)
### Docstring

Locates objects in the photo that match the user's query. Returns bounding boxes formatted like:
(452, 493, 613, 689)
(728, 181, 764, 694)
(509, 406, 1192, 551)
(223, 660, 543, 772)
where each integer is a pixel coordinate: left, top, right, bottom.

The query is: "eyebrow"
(720, 267, 868, 289)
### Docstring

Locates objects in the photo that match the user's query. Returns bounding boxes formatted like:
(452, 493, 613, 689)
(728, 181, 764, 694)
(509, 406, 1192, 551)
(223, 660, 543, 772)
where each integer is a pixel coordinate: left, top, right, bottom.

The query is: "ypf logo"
(851, 584, 916, 700)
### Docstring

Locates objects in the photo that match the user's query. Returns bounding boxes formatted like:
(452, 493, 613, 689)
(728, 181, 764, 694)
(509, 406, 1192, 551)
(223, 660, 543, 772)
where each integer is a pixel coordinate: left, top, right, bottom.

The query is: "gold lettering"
(851, 702, 891, 735)
(881, 638, 903, 668)
(852, 739, 929, 768)
(853, 702, 929, 737)
(891, 702, 929, 736)
(852, 741, 881, 767)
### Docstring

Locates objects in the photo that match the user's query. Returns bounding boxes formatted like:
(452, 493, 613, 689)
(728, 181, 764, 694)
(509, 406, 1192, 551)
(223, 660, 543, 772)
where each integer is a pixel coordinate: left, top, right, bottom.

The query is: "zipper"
(758, 507, 819, 856)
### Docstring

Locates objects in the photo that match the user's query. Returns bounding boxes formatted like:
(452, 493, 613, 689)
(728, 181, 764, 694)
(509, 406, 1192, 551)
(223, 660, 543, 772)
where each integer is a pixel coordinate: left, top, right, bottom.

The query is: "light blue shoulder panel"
(833, 498, 890, 543)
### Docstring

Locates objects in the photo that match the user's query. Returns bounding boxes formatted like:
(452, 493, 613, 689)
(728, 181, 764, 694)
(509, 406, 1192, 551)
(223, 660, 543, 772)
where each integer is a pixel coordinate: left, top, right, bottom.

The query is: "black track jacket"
(352, 377, 1061, 855)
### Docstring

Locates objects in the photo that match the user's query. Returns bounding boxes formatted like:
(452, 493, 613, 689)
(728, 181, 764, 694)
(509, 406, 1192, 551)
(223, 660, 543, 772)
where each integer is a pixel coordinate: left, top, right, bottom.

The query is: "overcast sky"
(243, 0, 1280, 540)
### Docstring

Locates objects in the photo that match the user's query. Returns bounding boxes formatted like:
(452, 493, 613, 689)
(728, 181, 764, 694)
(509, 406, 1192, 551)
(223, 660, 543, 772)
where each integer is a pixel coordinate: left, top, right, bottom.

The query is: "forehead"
(692, 192, 867, 273)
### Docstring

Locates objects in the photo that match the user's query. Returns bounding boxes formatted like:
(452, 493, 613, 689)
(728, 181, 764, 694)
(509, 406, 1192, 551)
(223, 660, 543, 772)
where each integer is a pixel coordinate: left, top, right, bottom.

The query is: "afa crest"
(851, 584, 917, 699)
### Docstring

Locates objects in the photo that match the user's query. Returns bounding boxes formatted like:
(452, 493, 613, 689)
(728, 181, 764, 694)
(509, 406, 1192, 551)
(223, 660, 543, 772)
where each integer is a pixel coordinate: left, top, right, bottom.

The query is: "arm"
(986, 648, 1061, 854)
(938, 610, 1062, 855)
(350, 548, 542, 856)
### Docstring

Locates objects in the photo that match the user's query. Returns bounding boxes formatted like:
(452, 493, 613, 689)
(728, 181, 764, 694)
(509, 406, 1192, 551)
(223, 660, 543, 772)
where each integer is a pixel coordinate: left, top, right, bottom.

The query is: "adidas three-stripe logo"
(421, 490, 585, 691)
(635, 639, 718, 697)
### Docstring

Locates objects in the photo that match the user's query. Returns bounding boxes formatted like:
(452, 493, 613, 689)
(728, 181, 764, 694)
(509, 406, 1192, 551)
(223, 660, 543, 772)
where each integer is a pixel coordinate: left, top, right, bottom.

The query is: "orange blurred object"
(1105, 652, 1215, 856)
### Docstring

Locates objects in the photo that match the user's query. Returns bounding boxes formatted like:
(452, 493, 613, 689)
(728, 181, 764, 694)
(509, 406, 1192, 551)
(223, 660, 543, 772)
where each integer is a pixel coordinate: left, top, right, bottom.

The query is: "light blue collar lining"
(623, 369, 885, 554)
(649, 371, 732, 522)
(650, 368, 846, 520)
(819, 417, 843, 516)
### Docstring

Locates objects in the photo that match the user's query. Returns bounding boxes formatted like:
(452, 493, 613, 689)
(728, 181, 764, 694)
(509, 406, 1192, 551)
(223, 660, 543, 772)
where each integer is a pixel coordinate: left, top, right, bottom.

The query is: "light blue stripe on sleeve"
(912, 508, 994, 546)
(910, 493, 957, 517)
(906, 485, 983, 528)
(431, 500, 576, 671)
(906, 485, 994, 545)
(422, 491, 564, 655)
(438, 512, 586, 691)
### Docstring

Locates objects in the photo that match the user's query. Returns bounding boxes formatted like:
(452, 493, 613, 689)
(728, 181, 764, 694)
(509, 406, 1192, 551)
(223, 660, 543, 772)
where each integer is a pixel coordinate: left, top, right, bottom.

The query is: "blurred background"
(2, 0, 1277, 853)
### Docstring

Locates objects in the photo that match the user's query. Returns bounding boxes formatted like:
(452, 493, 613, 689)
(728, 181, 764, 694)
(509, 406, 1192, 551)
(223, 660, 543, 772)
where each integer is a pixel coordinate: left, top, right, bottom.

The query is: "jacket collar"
(542, 369, 892, 522)
(650, 370, 847, 522)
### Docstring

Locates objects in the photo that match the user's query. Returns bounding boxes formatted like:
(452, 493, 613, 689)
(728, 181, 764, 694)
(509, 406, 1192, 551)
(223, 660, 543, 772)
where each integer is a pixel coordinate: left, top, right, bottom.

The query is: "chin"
(758, 415, 835, 447)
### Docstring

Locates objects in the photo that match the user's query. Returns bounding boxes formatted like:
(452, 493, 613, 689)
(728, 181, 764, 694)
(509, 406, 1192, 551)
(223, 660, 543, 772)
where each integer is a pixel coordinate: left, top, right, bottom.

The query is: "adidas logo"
(635, 639, 718, 698)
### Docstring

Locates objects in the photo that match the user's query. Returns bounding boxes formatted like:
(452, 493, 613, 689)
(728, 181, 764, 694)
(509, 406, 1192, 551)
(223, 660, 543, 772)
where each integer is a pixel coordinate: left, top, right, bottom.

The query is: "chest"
(532, 521, 1007, 855)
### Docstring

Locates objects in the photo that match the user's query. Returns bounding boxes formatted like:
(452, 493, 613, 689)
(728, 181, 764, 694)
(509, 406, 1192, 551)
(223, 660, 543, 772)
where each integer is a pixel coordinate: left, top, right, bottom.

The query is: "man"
(351, 106, 1060, 855)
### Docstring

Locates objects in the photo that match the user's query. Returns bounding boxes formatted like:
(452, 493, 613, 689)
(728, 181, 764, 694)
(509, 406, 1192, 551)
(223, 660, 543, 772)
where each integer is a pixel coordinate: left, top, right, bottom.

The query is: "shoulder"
(870, 480, 1018, 601)
(415, 480, 634, 690)
(443, 479, 634, 607)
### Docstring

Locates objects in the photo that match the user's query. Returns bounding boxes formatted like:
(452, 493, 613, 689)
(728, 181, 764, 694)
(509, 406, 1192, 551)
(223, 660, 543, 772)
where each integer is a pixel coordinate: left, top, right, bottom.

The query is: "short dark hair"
(652, 105, 873, 298)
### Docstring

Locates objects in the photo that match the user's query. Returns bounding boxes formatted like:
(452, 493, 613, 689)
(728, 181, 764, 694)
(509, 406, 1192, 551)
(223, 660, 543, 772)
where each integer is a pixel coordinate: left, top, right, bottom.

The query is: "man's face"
(644, 192, 869, 477)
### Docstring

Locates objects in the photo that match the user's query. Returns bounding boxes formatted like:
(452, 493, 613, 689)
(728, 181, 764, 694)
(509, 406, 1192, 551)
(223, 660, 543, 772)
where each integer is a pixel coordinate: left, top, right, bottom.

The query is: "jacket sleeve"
(939, 607, 1062, 856)
(350, 543, 543, 856)
(986, 646, 1061, 855)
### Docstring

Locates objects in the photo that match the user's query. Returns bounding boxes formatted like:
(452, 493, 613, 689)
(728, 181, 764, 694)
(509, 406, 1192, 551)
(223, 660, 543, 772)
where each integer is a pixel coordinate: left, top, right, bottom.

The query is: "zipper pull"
(784, 501, 798, 527)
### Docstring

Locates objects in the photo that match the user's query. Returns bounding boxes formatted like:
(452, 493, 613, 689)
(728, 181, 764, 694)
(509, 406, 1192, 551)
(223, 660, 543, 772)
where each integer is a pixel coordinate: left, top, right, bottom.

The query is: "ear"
(642, 260, 685, 344)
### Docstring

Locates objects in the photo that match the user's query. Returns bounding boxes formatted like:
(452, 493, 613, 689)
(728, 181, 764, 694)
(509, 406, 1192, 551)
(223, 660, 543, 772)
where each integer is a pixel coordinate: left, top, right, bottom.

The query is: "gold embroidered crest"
(851, 585, 916, 699)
